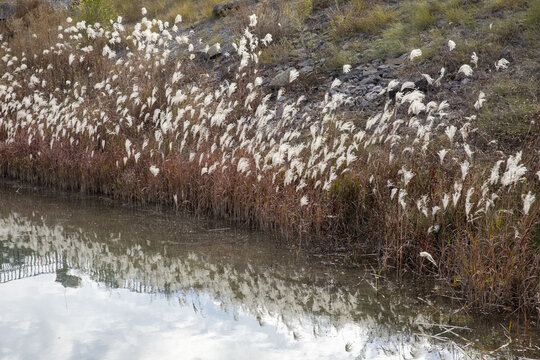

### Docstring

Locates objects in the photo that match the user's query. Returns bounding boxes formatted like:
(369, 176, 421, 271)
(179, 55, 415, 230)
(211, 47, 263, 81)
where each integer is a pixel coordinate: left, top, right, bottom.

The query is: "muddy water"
(0, 183, 538, 359)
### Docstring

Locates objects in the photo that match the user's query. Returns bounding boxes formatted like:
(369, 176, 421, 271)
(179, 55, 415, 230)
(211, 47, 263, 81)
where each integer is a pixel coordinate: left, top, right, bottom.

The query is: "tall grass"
(330, 1, 395, 38)
(0, 1, 538, 316)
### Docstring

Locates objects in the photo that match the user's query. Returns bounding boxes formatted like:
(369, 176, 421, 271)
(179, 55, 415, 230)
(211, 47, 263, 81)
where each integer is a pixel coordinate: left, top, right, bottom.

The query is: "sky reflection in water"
(0, 188, 492, 359)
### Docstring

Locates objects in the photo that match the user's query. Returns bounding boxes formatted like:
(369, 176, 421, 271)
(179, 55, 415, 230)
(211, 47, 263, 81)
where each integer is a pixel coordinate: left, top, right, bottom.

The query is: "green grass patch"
(409, 0, 437, 31)
(525, 0, 540, 24)
(364, 22, 411, 60)
(478, 77, 540, 148)
(443, 0, 475, 26)
(330, 1, 395, 39)
(490, 16, 523, 44)
(294, 0, 314, 22)
(325, 46, 357, 70)
(259, 39, 296, 65)
(355, 4, 395, 34)
(485, 0, 529, 13)
(110, 0, 221, 24)
(78, 0, 117, 24)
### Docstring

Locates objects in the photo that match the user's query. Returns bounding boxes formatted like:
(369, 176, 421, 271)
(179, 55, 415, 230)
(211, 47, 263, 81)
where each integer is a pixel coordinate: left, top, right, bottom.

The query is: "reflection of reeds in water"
(0, 212, 426, 326)
(0, 210, 528, 359)
(0, 4, 538, 314)
(0, 211, 370, 323)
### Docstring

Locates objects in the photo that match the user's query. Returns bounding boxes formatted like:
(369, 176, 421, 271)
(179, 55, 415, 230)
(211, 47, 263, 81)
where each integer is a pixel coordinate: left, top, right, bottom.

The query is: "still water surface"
(0, 184, 537, 359)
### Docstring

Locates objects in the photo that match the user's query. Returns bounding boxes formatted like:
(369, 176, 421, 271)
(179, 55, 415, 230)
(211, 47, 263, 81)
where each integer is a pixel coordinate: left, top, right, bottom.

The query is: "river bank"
(0, 0, 538, 317)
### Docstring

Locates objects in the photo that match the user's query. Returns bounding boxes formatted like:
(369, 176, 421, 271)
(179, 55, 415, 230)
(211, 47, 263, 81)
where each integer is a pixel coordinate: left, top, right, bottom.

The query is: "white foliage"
(409, 49, 422, 61)
(149, 165, 160, 177)
(420, 251, 437, 266)
(458, 64, 473, 77)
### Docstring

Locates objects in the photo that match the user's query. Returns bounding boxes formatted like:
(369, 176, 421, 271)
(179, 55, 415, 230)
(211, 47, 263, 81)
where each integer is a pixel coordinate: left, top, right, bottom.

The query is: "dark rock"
(207, 43, 222, 58)
(365, 90, 379, 101)
(385, 53, 407, 65)
(499, 46, 514, 61)
(300, 66, 314, 74)
(0, 3, 15, 20)
(385, 57, 406, 65)
(414, 77, 429, 93)
(362, 67, 378, 77)
(377, 64, 393, 70)
(359, 99, 371, 107)
(213, 0, 251, 17)
(298, 59, 314, 68)
(197, 43, 222, 60)
(360, 75, 378, 85)
(305, 13, 329, 31)
(270, 68, 297, 88)
(342, 41, 355, 50)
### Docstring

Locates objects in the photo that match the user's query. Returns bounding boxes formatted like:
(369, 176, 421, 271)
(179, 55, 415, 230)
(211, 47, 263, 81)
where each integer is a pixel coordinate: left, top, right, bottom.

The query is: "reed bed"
(0, 3, 538, 315)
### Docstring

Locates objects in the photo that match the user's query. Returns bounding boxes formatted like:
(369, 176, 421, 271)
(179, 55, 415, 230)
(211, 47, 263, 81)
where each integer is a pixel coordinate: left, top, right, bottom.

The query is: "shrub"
(78, 0, 117, 24)
(355, 5, 395, 34)
(444, 0, 475, 26)
(477, 77, 540, 148)
(490, 17, 523, 45)
(294, 0, 313, 22)
(410, 0, 437, 31)
(14, 0, 43, 18)
(486, 0, 528, 12)
(259, 39, 296, 65)
(325, 46, 357, 70)
(227, 0, 300, 41)
(0, 0, 66, 67)
(330, 1, 394, 38)
(365, 22, 410, 60)
(525, 0, 540, 25)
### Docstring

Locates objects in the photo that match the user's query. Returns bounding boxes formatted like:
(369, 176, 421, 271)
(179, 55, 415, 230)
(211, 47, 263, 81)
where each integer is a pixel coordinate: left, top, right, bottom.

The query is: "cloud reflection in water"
(0, 191, 482, 360)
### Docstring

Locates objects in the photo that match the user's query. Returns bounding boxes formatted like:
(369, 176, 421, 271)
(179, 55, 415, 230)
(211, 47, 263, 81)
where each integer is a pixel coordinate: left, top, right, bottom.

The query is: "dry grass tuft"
(330, 1, 395, 38)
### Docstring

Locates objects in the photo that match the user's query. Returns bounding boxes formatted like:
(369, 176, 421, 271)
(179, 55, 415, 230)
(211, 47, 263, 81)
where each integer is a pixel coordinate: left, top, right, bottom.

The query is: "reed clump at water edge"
(0, 3, 538, 317)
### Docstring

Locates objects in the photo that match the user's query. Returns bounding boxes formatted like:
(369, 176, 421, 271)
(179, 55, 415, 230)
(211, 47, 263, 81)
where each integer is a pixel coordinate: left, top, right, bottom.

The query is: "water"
(0, 183, 538, 360)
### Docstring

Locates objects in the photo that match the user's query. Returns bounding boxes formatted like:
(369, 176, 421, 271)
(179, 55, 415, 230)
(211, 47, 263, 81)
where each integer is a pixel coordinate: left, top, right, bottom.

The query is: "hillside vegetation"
(0, 0, 538, 318)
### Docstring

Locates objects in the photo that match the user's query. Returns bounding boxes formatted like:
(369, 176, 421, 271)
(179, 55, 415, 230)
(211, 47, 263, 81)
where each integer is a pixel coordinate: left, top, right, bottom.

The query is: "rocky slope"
(166, 0, 538, 151)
